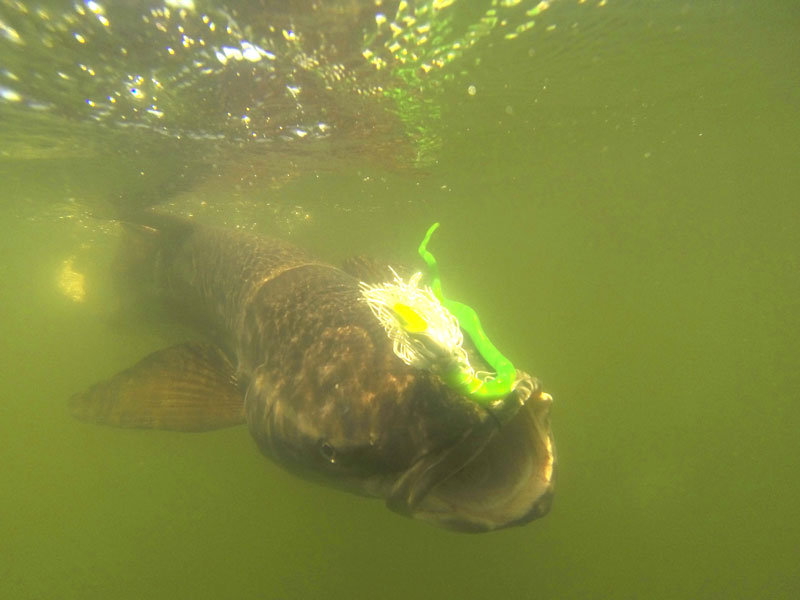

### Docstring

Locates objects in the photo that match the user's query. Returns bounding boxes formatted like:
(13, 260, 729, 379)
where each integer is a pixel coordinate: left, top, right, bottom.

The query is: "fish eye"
(319, 441, 336, 463)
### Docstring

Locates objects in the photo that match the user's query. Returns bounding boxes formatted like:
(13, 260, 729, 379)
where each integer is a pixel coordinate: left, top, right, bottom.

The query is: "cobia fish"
(70, 213, 555, 532)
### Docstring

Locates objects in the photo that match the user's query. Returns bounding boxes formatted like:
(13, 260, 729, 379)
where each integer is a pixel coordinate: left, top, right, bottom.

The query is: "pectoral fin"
(69, 342, 245, 431)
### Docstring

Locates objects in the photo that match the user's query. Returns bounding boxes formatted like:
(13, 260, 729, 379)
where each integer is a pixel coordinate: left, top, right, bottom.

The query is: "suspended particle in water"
(467, 84, 477, 96)
(0, 86, 21, 102)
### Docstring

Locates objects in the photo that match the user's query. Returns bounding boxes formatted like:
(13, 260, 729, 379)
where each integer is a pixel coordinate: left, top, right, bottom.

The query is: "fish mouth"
(387, 382, 555, 533)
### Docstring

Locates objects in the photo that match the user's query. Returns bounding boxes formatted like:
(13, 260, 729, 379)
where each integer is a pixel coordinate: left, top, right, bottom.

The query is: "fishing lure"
(360, 223, 519, 408)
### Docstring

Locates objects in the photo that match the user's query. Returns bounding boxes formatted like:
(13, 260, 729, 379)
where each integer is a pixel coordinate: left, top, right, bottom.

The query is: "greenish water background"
(2, 1, 799, 598)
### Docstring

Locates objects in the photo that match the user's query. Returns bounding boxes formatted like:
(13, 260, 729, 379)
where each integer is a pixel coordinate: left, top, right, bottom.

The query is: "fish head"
(245, 322, 555, 532)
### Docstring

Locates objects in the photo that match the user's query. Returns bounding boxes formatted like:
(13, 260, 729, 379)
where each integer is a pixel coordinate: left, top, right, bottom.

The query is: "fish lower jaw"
(395, 397, 556, 533)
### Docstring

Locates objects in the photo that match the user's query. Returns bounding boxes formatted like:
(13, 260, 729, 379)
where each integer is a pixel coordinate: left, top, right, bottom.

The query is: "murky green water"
(2, 0, 799, 598)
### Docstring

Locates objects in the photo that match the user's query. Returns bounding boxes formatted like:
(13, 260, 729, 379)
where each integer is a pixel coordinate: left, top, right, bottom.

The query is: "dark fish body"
(71, 214, 555, 532)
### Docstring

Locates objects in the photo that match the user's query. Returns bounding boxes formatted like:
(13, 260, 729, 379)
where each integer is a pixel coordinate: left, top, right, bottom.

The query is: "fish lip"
(387, 381, 556, 532)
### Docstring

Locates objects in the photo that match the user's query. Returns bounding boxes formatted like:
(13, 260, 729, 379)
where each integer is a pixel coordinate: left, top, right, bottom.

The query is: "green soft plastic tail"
(418, 223, 517, 403)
